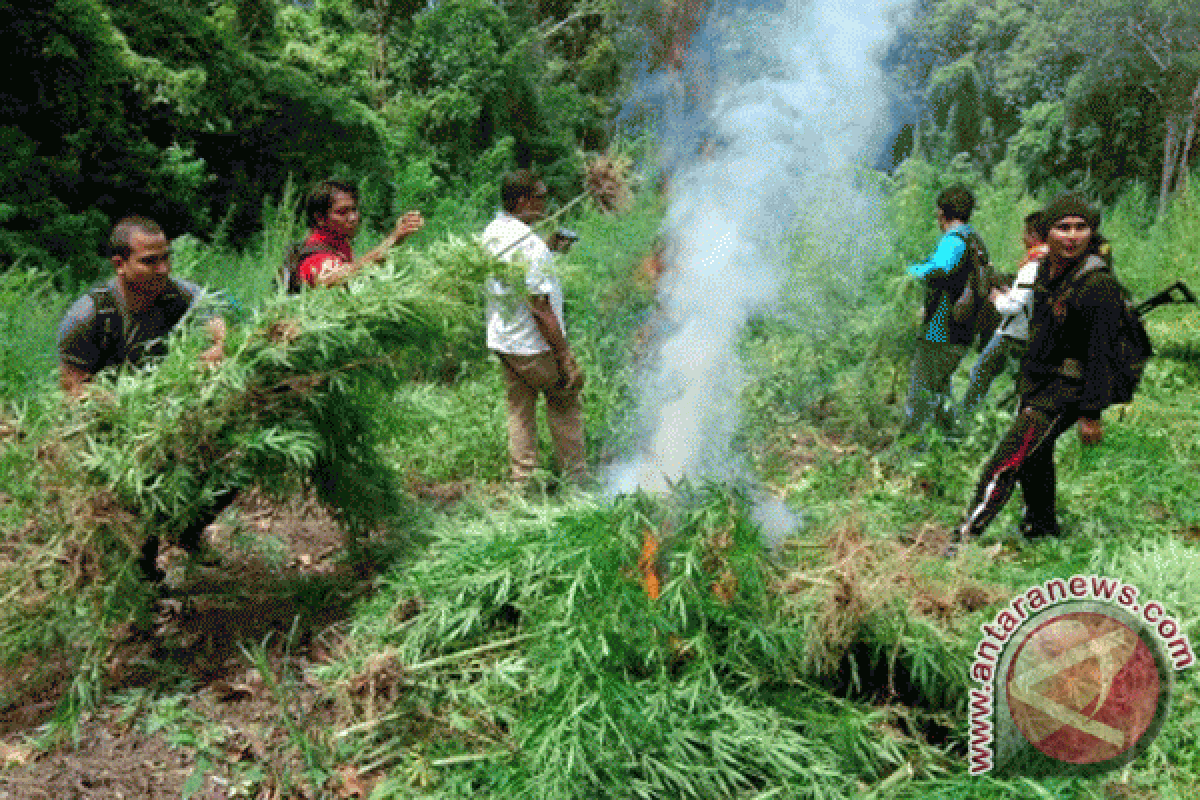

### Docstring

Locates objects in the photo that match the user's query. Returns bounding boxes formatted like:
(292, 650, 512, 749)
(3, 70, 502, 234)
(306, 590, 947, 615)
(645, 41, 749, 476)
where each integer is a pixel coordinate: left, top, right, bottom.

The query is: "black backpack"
(280, 242, 337, 293)
(947, 230, 994, 345)
(1070, 257, 1154, 405)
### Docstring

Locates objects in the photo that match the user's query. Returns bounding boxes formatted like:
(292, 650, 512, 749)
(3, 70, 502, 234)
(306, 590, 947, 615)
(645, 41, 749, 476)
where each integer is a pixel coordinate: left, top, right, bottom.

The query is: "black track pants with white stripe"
(962, 407, 1079, 537)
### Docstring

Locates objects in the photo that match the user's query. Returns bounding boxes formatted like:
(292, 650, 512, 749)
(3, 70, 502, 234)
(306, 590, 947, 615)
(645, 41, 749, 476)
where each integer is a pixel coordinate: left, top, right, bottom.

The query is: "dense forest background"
(888, 0, 1200, 212)
(1, 0, 648, 285)
(4, 0, 1200, 280)
(2, 4, 1200, 797)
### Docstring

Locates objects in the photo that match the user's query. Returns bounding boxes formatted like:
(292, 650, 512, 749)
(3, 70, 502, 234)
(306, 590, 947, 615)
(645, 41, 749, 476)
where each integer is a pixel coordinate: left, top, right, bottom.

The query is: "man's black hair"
(1024, 210, 1046, 238)
(109, 216, 165, 259)
(936, 185, 975, 223)
(306, 179, 359, 228)
(500, 169, 546, 214)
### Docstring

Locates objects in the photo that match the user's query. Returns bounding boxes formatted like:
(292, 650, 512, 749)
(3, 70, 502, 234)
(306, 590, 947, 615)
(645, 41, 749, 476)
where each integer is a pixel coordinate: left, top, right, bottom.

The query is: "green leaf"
(181, 756, 210, 799)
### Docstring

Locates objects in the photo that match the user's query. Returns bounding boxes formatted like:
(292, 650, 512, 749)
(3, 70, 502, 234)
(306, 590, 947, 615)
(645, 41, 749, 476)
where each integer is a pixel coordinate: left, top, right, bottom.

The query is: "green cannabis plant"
(322, 487, 976, 798)
(0, 239, 504, 718)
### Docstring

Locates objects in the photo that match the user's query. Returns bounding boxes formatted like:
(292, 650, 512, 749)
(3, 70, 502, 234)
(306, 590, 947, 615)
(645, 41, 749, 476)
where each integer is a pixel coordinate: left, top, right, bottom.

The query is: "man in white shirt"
(481, 170, 586, 487)
(960, 211, 1047, 419)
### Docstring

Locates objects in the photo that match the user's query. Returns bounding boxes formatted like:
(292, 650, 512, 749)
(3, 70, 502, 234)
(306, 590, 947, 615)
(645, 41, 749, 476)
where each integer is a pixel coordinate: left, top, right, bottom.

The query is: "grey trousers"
(961, 332, 1026, 417)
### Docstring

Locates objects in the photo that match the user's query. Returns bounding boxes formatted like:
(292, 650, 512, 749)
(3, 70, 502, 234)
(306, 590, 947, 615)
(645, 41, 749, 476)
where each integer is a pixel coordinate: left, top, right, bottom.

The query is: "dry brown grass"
(585, 152, 634, 214)
(775, 517, 1007, 674)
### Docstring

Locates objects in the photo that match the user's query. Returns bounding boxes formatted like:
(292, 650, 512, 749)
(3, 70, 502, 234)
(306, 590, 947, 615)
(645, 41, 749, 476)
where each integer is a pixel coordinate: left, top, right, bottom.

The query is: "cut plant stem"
(335, 710, 406, 740)
(405, 633, 536, 673)
(431, 751, 507, 767)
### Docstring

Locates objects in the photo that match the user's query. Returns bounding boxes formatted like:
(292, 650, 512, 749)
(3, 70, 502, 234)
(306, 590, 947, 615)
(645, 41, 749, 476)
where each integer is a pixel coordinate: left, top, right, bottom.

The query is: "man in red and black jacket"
(959, 194, 1123, 543)
(297, 180, 424, 288)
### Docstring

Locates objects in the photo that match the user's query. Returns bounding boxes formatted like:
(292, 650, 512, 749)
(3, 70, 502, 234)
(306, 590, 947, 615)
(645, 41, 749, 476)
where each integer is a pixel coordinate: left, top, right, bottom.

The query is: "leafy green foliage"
(0, 235, 498, 725)
(926, 56, 987, 161)
(0, 269, 70, 398)
(0, 0, 202, 281)
(890, 0, 1200, 208)
(1, 0, 634, 289)
(108, 0, 395, 239)
(324, 488, 955, 798)
(3, 132, 1200, 799)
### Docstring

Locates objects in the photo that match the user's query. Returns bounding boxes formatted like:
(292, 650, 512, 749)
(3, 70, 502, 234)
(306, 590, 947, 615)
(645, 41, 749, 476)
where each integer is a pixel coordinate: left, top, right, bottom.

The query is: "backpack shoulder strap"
(946, 230, 991, 291)
(970, 231, 990, 262)
(946, 229, 969, 251)
(164, 278, 199, 326)
(1070, 254, 1111, 284)
(88, 284, 118, 315)
(963, 230, 989, 265)
(297, 243, 337, 261)
(161, 276, 190, 305)
(973, 233, 993, 287)
(88, 284, 123, 364)
(947, 229, 985, 267)
(1063, 255, 1123, 304)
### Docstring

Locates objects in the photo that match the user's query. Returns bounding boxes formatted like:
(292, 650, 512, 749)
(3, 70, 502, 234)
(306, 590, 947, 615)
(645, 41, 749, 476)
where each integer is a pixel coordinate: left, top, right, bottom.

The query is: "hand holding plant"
(392, 211, 425, 241)
(556, 349, 585, 392)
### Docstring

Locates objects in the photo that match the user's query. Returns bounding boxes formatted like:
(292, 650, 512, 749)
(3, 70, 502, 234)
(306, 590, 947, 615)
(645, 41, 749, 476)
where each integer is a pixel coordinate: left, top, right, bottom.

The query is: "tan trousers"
(496, 351, 586, 484)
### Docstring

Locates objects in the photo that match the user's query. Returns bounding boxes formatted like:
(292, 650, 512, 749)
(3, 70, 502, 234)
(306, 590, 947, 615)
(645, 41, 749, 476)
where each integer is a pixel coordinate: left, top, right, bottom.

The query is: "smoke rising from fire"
(612, 0, 901, 494)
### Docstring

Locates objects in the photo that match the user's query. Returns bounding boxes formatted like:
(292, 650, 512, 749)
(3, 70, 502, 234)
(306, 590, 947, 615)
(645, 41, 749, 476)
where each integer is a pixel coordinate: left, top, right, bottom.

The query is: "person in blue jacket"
(903, 185, 984, 435)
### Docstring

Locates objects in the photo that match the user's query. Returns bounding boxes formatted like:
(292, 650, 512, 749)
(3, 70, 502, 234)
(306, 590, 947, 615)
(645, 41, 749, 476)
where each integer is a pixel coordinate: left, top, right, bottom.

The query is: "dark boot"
(1019, 513, 1061, 539)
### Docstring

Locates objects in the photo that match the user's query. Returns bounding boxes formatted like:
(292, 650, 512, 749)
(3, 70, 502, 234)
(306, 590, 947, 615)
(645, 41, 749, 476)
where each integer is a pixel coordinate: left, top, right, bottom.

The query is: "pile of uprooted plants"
(313, 485, 1010, 799)
(0, 239, 503, 721)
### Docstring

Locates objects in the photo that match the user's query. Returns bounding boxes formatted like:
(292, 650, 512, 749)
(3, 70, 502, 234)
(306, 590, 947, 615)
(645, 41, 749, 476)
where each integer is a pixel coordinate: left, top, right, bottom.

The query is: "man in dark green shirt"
(57, 215, 225, 395)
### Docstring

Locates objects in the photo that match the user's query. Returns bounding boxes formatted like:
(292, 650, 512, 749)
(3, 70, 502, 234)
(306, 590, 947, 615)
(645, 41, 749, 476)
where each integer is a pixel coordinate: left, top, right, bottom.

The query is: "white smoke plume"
(611, 0, 901, 495)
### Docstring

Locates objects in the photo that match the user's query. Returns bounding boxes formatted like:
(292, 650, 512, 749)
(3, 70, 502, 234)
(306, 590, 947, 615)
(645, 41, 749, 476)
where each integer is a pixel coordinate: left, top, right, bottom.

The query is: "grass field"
(0, 166, 1198, 798)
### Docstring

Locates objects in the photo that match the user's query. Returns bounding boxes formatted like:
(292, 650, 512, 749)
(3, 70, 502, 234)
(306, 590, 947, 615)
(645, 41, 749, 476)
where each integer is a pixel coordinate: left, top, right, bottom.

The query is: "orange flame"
(639, 528, 661, 600)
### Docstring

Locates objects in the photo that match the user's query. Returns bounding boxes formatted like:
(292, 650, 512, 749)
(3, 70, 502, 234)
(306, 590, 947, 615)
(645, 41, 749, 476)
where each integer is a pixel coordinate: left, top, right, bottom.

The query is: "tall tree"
(358, 0, 425, 109)
(210, 0, 280, 48)
(107, 0, 394, 236)
(0, 0, 210, 279)
(1065, 0, 1200, 211)
(888, 0, 1200, 209)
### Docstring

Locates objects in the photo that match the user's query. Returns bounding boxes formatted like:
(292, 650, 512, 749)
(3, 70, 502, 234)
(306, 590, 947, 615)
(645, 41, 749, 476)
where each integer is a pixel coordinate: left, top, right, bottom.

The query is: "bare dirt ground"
(0, 490, 393, 800)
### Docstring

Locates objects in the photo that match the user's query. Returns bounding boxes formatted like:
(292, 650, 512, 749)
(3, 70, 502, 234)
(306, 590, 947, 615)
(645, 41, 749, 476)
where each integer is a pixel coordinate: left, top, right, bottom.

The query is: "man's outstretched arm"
(312, 211, 425, 288)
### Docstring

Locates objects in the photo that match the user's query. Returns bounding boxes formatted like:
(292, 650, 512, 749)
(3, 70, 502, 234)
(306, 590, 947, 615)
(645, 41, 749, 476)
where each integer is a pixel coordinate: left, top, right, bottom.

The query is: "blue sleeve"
(907, 232, 966, 281)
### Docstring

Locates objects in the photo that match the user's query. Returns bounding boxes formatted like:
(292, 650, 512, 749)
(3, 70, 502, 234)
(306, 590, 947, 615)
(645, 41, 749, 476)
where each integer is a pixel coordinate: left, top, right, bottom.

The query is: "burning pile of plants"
(318, 486, 1003, 798)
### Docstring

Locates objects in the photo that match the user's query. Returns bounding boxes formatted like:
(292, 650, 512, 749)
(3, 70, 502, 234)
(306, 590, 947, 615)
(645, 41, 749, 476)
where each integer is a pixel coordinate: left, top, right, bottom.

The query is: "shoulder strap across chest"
(88, 284, 124, 360)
